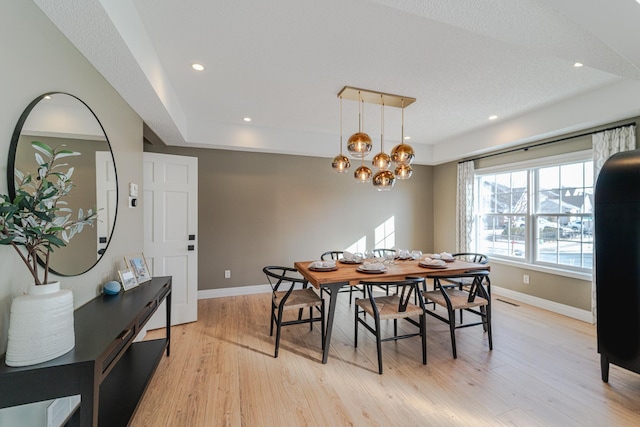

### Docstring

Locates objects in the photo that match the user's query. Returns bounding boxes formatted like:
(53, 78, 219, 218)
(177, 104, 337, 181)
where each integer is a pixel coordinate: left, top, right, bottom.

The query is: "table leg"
(321, 282, 347, 364)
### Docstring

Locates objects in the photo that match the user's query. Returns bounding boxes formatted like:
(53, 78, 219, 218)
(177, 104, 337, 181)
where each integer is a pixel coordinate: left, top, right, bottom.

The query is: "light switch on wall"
(129, 182, 138, 197)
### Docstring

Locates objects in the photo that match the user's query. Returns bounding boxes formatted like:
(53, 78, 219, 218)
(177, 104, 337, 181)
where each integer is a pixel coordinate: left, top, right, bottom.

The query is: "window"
(475, 154, 593, 272)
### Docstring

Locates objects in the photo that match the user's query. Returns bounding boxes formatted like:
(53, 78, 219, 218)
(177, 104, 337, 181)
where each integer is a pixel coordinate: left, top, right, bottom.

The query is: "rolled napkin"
(421, 257, 446, 267)
(309, 260, 336, 269)
(440, 252, 454, 261)
(343, 251, 354, 261)
(359, 261, 386, 271)
(424, 253, 441, 259)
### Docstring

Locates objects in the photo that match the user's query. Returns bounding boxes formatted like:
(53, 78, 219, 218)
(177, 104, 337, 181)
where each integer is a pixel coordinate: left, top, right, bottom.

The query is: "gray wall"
(144, 144, 434, 290)
(0, 0, 144, 321)
(0, 2, 144, 421)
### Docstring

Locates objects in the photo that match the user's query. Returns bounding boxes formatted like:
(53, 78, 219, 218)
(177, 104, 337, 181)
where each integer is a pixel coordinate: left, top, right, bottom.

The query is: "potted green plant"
(1, 140, 98, 367)
(1, 141, 97, 284)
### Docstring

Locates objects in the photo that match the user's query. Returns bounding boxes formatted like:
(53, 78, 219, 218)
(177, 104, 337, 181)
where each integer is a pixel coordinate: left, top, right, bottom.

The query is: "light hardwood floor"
(131, 291, 640, 426)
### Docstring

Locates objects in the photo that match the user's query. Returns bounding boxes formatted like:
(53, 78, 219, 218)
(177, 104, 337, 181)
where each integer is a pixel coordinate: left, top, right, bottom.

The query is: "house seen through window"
(475, 155, 593, 272)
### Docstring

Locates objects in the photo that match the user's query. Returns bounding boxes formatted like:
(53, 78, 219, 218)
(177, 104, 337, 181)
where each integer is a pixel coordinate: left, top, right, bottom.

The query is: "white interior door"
(143, 152, 198, 328)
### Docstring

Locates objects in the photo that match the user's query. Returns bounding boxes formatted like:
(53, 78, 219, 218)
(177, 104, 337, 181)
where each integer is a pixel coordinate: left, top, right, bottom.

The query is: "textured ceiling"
(34, 0, 640, 164)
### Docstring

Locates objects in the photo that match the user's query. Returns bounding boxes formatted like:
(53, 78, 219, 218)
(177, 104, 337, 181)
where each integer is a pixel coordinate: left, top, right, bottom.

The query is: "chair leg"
(486, 304, 493, 350)
(421, 314, 427, 365)
(447, 305, 457, 359)
(309, 307, 313, 331)
(349, 286, 354, 304)
(274, 306, 285, 358)
(270, 304, 276, 337)
(354, 302, 359, 348)
(375, 316, 383, 374)
(320, 301, 326, 351)
(480, 305, 488, 332)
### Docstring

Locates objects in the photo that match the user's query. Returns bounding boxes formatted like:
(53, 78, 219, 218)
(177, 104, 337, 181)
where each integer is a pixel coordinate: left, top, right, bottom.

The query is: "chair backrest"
(452, 252, 488, 264)
(360, 277, 426, 313)
(262, 266, 307, 293)
(427, 270, 490, 301)
(321, 251, 344, 260)
(373, 248, 396, 258)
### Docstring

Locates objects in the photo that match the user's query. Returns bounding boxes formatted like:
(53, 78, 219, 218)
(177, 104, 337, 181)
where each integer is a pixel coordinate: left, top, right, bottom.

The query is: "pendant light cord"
(401, 98, 405, 145)
(358, 91, 362, 132)
(339, 96, 343, 155)
(380, 95, 385, 152)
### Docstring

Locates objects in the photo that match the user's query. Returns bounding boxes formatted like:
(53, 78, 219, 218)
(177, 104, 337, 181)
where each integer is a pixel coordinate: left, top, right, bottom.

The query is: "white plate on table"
(418, 262, 448, 269)
(357, 266, 387, 274)
(309, 266, 338, 272)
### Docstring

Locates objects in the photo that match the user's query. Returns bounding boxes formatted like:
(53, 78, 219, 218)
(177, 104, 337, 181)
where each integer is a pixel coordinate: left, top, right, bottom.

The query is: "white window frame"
(474, 150, 593, 281)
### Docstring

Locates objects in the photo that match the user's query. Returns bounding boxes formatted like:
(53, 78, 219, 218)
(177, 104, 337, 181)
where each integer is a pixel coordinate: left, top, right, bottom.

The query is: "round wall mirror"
(8, 92, 118, 276)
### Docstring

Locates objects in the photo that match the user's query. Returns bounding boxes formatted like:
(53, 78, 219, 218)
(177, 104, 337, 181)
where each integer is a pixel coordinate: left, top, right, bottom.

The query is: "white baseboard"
(198, 284, 595, 324)
(493, 286, 594, 324)
(198, 284, 271, 299)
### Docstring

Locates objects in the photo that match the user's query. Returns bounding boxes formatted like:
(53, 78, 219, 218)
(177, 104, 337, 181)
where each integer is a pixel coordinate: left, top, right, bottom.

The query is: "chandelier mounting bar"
(337, 86, 416, 109)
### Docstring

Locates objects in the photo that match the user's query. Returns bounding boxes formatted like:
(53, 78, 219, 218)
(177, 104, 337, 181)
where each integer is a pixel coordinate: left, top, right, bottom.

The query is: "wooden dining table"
(294, 258, 490, 363)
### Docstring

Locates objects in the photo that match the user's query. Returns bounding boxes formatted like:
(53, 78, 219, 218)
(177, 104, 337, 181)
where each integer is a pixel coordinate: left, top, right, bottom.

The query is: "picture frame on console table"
(124, 253, 152, 284)
(118, 268, 139, 291)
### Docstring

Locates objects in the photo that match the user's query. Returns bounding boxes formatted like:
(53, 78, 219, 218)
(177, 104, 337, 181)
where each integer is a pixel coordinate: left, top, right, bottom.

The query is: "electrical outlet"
(224, 270, 231, 279)
(523, 274, 530, 284)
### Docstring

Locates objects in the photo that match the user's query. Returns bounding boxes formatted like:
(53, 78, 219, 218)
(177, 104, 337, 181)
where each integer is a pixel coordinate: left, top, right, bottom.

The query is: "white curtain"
(456, 161, 475, 253)
(591, 124, 636, 323)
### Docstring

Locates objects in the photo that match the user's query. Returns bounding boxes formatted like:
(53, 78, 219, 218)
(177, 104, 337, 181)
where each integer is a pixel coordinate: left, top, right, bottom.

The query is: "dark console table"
(0, 276, 172, 426)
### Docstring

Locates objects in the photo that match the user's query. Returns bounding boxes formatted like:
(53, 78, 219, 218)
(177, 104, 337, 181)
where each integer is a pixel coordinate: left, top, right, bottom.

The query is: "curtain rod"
(458, 122, 636, 164)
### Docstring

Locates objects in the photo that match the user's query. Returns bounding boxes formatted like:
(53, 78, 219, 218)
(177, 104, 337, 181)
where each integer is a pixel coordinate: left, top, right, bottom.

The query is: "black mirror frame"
(7, 92, 119, 276)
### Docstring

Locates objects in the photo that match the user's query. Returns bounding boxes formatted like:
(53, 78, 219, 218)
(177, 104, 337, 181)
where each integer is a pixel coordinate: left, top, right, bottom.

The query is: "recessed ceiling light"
(243, 117, 252, 122)
(191, 63, 205, 71)
(489, 115, 498, 120)
(574, 62, 583, 68)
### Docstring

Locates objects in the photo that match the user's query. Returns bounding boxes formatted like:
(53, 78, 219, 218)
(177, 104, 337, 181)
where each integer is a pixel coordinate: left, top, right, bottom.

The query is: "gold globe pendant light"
(372, 95, 391, 171)
(372, 152, 391, 170)
(331, 96, 350, 173)
(394, 163, 413, 180)
(347, 92, 372, 158)
(372, 96, 394, 191)
(373, 170, 396, 189)
(331, 154, 350, 172)
(354, 158, 372, 183)
(335, 86, 416, 187)
(390, 98, 415, 179)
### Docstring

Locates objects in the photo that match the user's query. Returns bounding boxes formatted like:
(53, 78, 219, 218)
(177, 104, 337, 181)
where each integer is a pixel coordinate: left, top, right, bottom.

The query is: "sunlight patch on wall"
(375, 216, 395, 249)
(345, 236, 367, 253)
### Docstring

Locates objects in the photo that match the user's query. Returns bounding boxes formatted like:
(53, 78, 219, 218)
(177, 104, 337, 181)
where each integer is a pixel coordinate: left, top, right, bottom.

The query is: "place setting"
(357, 261, 387, 274)
(419, 252, 455, 269)
(308, 260, 338, 272)
(339, 251, 364, 264)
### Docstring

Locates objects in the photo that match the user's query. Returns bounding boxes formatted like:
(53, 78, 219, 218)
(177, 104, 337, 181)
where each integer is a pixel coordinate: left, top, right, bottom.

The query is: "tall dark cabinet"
(594, 149, 640, 382)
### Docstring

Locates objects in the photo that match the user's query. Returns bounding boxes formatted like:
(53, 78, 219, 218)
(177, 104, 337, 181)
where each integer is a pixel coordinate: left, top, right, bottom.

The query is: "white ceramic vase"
(5, 281, 75, 367)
